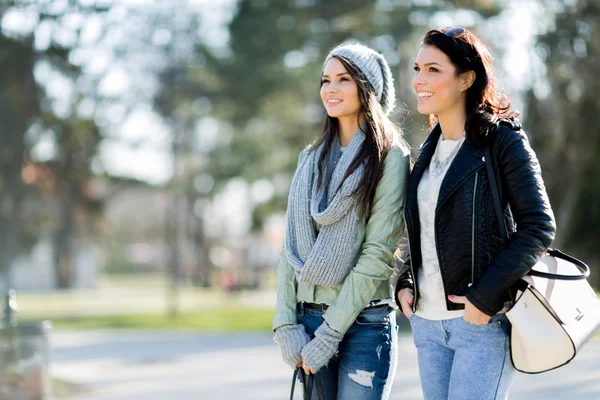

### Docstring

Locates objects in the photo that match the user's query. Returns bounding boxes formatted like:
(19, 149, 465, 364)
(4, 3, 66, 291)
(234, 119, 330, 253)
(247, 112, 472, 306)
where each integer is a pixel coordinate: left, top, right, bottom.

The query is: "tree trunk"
(189, 194, 213, 288)
(53, 185, 75, 289)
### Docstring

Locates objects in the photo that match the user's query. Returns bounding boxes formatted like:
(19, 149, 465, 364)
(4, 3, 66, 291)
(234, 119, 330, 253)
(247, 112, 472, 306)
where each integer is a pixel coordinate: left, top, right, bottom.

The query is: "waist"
(299, 300, 393, 312)
(295, 280, 393, 307)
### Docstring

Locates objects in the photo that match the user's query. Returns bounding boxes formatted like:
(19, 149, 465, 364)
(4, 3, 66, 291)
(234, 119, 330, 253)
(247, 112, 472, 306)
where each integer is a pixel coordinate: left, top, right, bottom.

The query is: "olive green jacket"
(273, 145, 410, 334)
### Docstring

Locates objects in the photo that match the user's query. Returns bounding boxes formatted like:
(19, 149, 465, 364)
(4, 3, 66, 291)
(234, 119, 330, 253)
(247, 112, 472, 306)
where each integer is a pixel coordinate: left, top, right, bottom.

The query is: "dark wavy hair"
(310, 55, 406, 219)
(422, 28, 519, 144)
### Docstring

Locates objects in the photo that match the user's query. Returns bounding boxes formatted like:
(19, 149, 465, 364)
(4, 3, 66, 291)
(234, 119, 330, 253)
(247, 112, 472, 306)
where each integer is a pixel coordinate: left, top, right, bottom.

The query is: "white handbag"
(505, 250, 600, 373)
(484, 145, 600, 374)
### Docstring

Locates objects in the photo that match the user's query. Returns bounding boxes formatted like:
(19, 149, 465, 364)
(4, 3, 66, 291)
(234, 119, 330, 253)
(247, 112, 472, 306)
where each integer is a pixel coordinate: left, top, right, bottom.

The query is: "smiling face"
(320, 57, 362, 121)
(412, 44, 472, 119)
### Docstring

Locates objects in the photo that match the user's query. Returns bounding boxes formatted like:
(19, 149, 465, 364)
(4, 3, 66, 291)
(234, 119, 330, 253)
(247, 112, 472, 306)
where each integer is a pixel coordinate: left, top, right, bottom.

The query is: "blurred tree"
(41, 115, 103, 289)
(0, 33, 37, 290)
(148, 1, 207, 303)
(523, 0, 600, 285)
(0, 1, 109, 289)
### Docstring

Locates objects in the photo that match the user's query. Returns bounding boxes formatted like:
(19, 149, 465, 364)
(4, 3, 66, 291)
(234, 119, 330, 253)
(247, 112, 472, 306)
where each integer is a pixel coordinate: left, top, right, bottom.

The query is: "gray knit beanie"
(323, 43, 396, 115)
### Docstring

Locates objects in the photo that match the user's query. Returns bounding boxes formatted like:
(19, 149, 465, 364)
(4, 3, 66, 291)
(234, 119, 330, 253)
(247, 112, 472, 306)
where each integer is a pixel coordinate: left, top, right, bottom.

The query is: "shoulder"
(298, 148, 307, 162)
(491, 119, 540, 167)
(493, 119, 527, 146)
(296, 146, 312, 166)
(377, 144, 410, 191)
(384, 143, 411, 171)
(489, 119, 531, 156)
(372, 144, 410, 201)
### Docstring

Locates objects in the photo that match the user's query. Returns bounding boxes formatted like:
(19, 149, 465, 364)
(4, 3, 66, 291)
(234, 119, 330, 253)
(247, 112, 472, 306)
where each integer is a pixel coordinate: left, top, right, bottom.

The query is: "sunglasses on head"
(443, 26, 467, 39)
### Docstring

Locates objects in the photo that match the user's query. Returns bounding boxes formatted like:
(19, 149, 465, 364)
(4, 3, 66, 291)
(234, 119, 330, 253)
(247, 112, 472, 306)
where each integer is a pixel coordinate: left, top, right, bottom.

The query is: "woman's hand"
(301, 361, 316, 375)
(448, 295, 491, 324)
(397, 288, 414, 319)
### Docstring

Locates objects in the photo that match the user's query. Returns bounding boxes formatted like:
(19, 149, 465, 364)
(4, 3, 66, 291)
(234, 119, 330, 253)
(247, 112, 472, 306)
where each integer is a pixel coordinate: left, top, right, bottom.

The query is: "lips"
(417, 91, 434, 102)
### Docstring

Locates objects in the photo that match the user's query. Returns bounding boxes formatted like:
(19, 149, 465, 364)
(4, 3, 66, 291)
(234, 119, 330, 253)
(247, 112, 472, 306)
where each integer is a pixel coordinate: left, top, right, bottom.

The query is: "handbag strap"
(290, 368, 324, 400)
(483, 145, 509, 242)
(482, 145, 590, 281)
(290, 368, 298, 400)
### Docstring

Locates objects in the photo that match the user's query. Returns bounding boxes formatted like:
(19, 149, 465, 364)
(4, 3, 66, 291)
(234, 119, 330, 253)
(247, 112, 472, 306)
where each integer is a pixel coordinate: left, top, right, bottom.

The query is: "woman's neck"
(437, 107, 467, 141)
(337, 116, 361, 147)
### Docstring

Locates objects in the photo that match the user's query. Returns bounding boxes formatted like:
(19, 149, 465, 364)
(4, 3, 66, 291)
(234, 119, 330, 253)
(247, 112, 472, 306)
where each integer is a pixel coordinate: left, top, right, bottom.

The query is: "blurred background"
(0, 0, 598, 399)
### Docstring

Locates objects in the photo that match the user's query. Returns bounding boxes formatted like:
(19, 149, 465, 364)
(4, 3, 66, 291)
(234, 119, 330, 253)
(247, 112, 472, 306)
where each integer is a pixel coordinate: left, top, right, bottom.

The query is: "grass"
(14, 270, 276, 322)
(21, 307, 276, 332)
(53, 378, 89, 398)
(13, 271, 278, 332)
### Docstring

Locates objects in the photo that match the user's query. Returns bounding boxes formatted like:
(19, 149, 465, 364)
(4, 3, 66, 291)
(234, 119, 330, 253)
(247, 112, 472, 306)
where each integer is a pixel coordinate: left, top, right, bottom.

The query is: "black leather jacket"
(395, 120, 556, 316)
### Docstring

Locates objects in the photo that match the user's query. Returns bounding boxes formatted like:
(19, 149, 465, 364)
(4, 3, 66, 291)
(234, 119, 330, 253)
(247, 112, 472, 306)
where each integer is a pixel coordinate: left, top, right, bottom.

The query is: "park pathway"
(51, 330, 600, 399)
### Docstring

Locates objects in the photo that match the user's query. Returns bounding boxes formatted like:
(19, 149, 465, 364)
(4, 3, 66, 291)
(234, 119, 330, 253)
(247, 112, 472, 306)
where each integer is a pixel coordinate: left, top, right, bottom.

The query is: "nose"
(413, 72, 425, 87)
(327, 81, 339, 93)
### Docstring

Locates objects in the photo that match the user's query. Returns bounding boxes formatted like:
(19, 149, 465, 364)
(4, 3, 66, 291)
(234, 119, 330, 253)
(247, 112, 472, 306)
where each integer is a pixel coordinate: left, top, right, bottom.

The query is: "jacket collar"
(408, 123, 485, 212)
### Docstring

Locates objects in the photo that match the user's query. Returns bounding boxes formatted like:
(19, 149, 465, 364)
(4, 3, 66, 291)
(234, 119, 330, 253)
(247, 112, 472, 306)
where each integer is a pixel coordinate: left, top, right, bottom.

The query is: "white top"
(416, 134, 466, 320)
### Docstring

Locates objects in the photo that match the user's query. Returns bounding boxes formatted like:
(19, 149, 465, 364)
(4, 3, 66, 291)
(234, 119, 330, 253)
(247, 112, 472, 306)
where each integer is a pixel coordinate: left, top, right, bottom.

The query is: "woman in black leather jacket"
(395, 27, 556, 399)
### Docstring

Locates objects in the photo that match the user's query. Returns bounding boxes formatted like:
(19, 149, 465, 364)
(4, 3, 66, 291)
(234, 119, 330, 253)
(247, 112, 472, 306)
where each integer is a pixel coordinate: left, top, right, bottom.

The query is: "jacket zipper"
(404, 205, 418, 312)
(469, 171, 479, 287)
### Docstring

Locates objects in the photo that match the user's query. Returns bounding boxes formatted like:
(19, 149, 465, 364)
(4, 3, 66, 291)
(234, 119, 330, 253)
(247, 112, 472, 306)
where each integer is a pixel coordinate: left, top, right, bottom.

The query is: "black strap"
(290, 369, 298, 400)
(483, 145, 508, 241)
(540, 248, 590, 280)
(305, 372, 315, 400)
(482, 145, 589, 281)
(290, 368, 324, 400)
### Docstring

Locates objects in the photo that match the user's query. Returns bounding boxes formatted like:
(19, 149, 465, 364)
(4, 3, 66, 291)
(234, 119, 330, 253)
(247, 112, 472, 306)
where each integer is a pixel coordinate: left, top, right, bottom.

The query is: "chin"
(327, 111, 345, 118)
(417, 104, 437, 115)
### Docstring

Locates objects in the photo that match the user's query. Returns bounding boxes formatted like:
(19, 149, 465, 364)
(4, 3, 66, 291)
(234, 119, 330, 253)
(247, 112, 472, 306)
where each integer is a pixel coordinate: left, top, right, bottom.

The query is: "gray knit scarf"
(285, 130, 366, 286)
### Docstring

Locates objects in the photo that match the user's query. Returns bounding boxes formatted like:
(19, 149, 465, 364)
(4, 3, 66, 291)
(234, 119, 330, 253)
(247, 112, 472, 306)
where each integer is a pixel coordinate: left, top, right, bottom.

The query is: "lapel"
(405, 124, 441, 227)
(436, 135, 485, 210)
(407, 124, 486, 216)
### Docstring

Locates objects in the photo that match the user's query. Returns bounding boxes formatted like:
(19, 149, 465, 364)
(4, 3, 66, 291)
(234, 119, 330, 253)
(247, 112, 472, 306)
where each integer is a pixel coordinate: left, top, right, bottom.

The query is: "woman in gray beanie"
(273, 43, 410, 399)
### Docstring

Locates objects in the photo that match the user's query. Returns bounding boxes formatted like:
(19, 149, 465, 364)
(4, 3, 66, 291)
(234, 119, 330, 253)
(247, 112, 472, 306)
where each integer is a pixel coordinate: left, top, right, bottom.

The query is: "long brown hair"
(310, 55, 405, 219)
(422, 28, 519, 145)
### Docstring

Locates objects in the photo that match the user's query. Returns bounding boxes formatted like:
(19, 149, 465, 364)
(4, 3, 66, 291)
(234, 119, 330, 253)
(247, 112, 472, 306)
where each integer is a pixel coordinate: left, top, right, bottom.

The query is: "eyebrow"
(321, 72, 351, 77)
(415, 62, 442, 67)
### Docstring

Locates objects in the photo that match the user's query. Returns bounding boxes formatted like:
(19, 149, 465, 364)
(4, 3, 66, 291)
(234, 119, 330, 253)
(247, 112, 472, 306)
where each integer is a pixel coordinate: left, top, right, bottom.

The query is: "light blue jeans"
(298, 304, 398, 400)
(409, 313, 516, 400)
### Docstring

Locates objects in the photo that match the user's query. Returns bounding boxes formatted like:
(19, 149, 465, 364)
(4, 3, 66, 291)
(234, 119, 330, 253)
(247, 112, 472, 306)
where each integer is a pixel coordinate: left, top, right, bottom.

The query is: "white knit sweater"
(416, 136, 465, 320)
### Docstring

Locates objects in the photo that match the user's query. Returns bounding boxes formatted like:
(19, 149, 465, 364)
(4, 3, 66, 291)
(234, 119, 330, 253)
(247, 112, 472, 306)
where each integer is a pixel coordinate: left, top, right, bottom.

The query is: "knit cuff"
(301, 322, 344, 372)
(273, 324, 310, 369)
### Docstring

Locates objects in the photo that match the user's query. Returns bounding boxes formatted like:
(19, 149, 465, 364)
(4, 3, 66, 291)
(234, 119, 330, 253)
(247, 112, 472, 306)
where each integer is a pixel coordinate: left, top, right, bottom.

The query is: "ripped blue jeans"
(298, 304, 398, 400)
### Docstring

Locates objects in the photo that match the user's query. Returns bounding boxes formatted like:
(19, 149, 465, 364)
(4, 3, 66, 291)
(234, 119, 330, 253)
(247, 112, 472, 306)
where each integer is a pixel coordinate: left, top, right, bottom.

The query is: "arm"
(272, 250, 300, 330)
(323, 146, 410, 334)
(395, 256, 413, 308)
(395, 256, 415, 317)
(272, 150, 312, 369)
(272, 149, 308, 331)
(466, 128, 556, 316)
